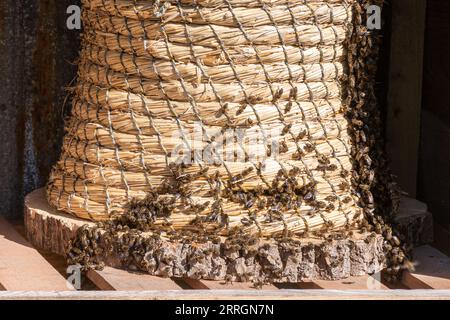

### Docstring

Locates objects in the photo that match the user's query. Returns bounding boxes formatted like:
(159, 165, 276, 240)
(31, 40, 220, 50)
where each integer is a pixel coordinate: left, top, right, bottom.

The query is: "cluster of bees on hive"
(67, 0, 413, 284)
(341, 0, 413, 282)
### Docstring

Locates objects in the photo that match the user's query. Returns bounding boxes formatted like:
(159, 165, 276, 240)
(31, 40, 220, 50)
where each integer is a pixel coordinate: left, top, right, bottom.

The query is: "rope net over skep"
(46, 0, 411, 283)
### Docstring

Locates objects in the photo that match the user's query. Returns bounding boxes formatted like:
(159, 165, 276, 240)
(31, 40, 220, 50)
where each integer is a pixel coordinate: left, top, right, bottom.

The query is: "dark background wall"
(0, 0, 80, 218)
(418, 0, 450, 232)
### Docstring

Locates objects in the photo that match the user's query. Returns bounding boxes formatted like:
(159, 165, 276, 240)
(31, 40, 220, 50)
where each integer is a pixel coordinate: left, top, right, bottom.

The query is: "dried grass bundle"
(49, 0, 410, 284)
(85, 0, 352, 26)
(48, 0, 362, 238)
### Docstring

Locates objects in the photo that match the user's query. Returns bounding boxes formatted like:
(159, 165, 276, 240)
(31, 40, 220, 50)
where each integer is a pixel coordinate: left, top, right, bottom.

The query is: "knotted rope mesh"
(47, 0, 410, 282)
(48, 0, 365, 238)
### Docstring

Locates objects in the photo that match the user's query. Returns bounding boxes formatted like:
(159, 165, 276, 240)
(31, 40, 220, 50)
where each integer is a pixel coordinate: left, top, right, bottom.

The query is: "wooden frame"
(1, 290, 450, 301)
(386, 0, 427, 197)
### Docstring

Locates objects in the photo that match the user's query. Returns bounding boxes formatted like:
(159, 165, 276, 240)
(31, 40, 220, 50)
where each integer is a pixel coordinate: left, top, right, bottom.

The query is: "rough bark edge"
(25, 189, 385, 282)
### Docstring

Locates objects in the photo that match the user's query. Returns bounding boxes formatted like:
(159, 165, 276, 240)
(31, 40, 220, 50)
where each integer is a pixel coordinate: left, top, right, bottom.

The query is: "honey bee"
(338, 181, 350, 191)
(303, 143, 315, 153)
(296, 130, 307, 141)
(224, 274, 234, 285)
(216, 103, 229, 118)
(236, 103, 247, 116)
(285, 101, 293, 114)
(281, 123, 292, 136)
(289, 87, 298, 100)
(292, 150, 304, 160)
(279, 141, 289, 153)
(272, 88, 284, 102)
(266, 144, 272, 157)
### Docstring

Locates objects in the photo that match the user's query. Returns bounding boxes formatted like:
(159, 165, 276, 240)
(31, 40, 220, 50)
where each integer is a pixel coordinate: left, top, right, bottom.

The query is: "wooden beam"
(288, 274, 388, 290)
(87, 267, 183, 291)
(300, 274, 388, 290)
(0, 218, 73, 291)
(1, 290, 450, 300)
(386, 0, 427, 197)
(183, 278, 278, 290)
(273, 275, 388, 290)
(402, 246, 450, 289)
(25, 188, 386, 281)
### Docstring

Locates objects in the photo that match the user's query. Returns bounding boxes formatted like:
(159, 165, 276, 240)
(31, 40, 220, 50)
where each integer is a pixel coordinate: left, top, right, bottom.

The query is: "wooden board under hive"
(25, 188, 387, 282)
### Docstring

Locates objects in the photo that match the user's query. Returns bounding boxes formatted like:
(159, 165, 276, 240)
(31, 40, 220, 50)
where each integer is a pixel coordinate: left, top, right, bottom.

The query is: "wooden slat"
(1, 290, 450, 300)
(89, 268, 389, 291)
(307, 274, 388, 290)
(184, 275, 388, 290)
(8, 218, 69, 277)
(183, 278, 278, 290)
(402, 246, 450, 289)
(0, 218, 73, 291)
(386, 0, 427, 197)
(272, 275, 388, 290)
(87, 267, 183, 290)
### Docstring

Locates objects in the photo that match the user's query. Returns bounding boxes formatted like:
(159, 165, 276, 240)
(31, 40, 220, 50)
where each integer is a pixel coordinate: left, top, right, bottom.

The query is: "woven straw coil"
(47, 0, 363, 238)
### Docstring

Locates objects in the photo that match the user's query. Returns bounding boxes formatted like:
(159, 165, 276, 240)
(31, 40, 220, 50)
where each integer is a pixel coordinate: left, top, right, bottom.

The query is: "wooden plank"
(381, 273, 409, 290)
(87, 267, 183, 291)
(8, 218, 69, 277)
(402, 246, 450, 289)
(298, 274, 388, 290)
(0, 218, 73, 291)
(183, 278, 278, 290)
(273, 275, 388, 290)
(386, 0, 427, 197)
(185, 277, 387, 291)
(25, 189, 386, 281)
(1, 290, 450, 301)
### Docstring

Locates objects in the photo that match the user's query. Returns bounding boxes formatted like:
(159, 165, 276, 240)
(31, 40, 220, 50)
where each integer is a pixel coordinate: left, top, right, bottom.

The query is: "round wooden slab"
(25, 188, 386, 281)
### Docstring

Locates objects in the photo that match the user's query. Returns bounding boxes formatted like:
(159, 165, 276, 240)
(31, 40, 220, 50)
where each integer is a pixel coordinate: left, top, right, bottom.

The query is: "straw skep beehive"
(46, 0, 408, 282)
